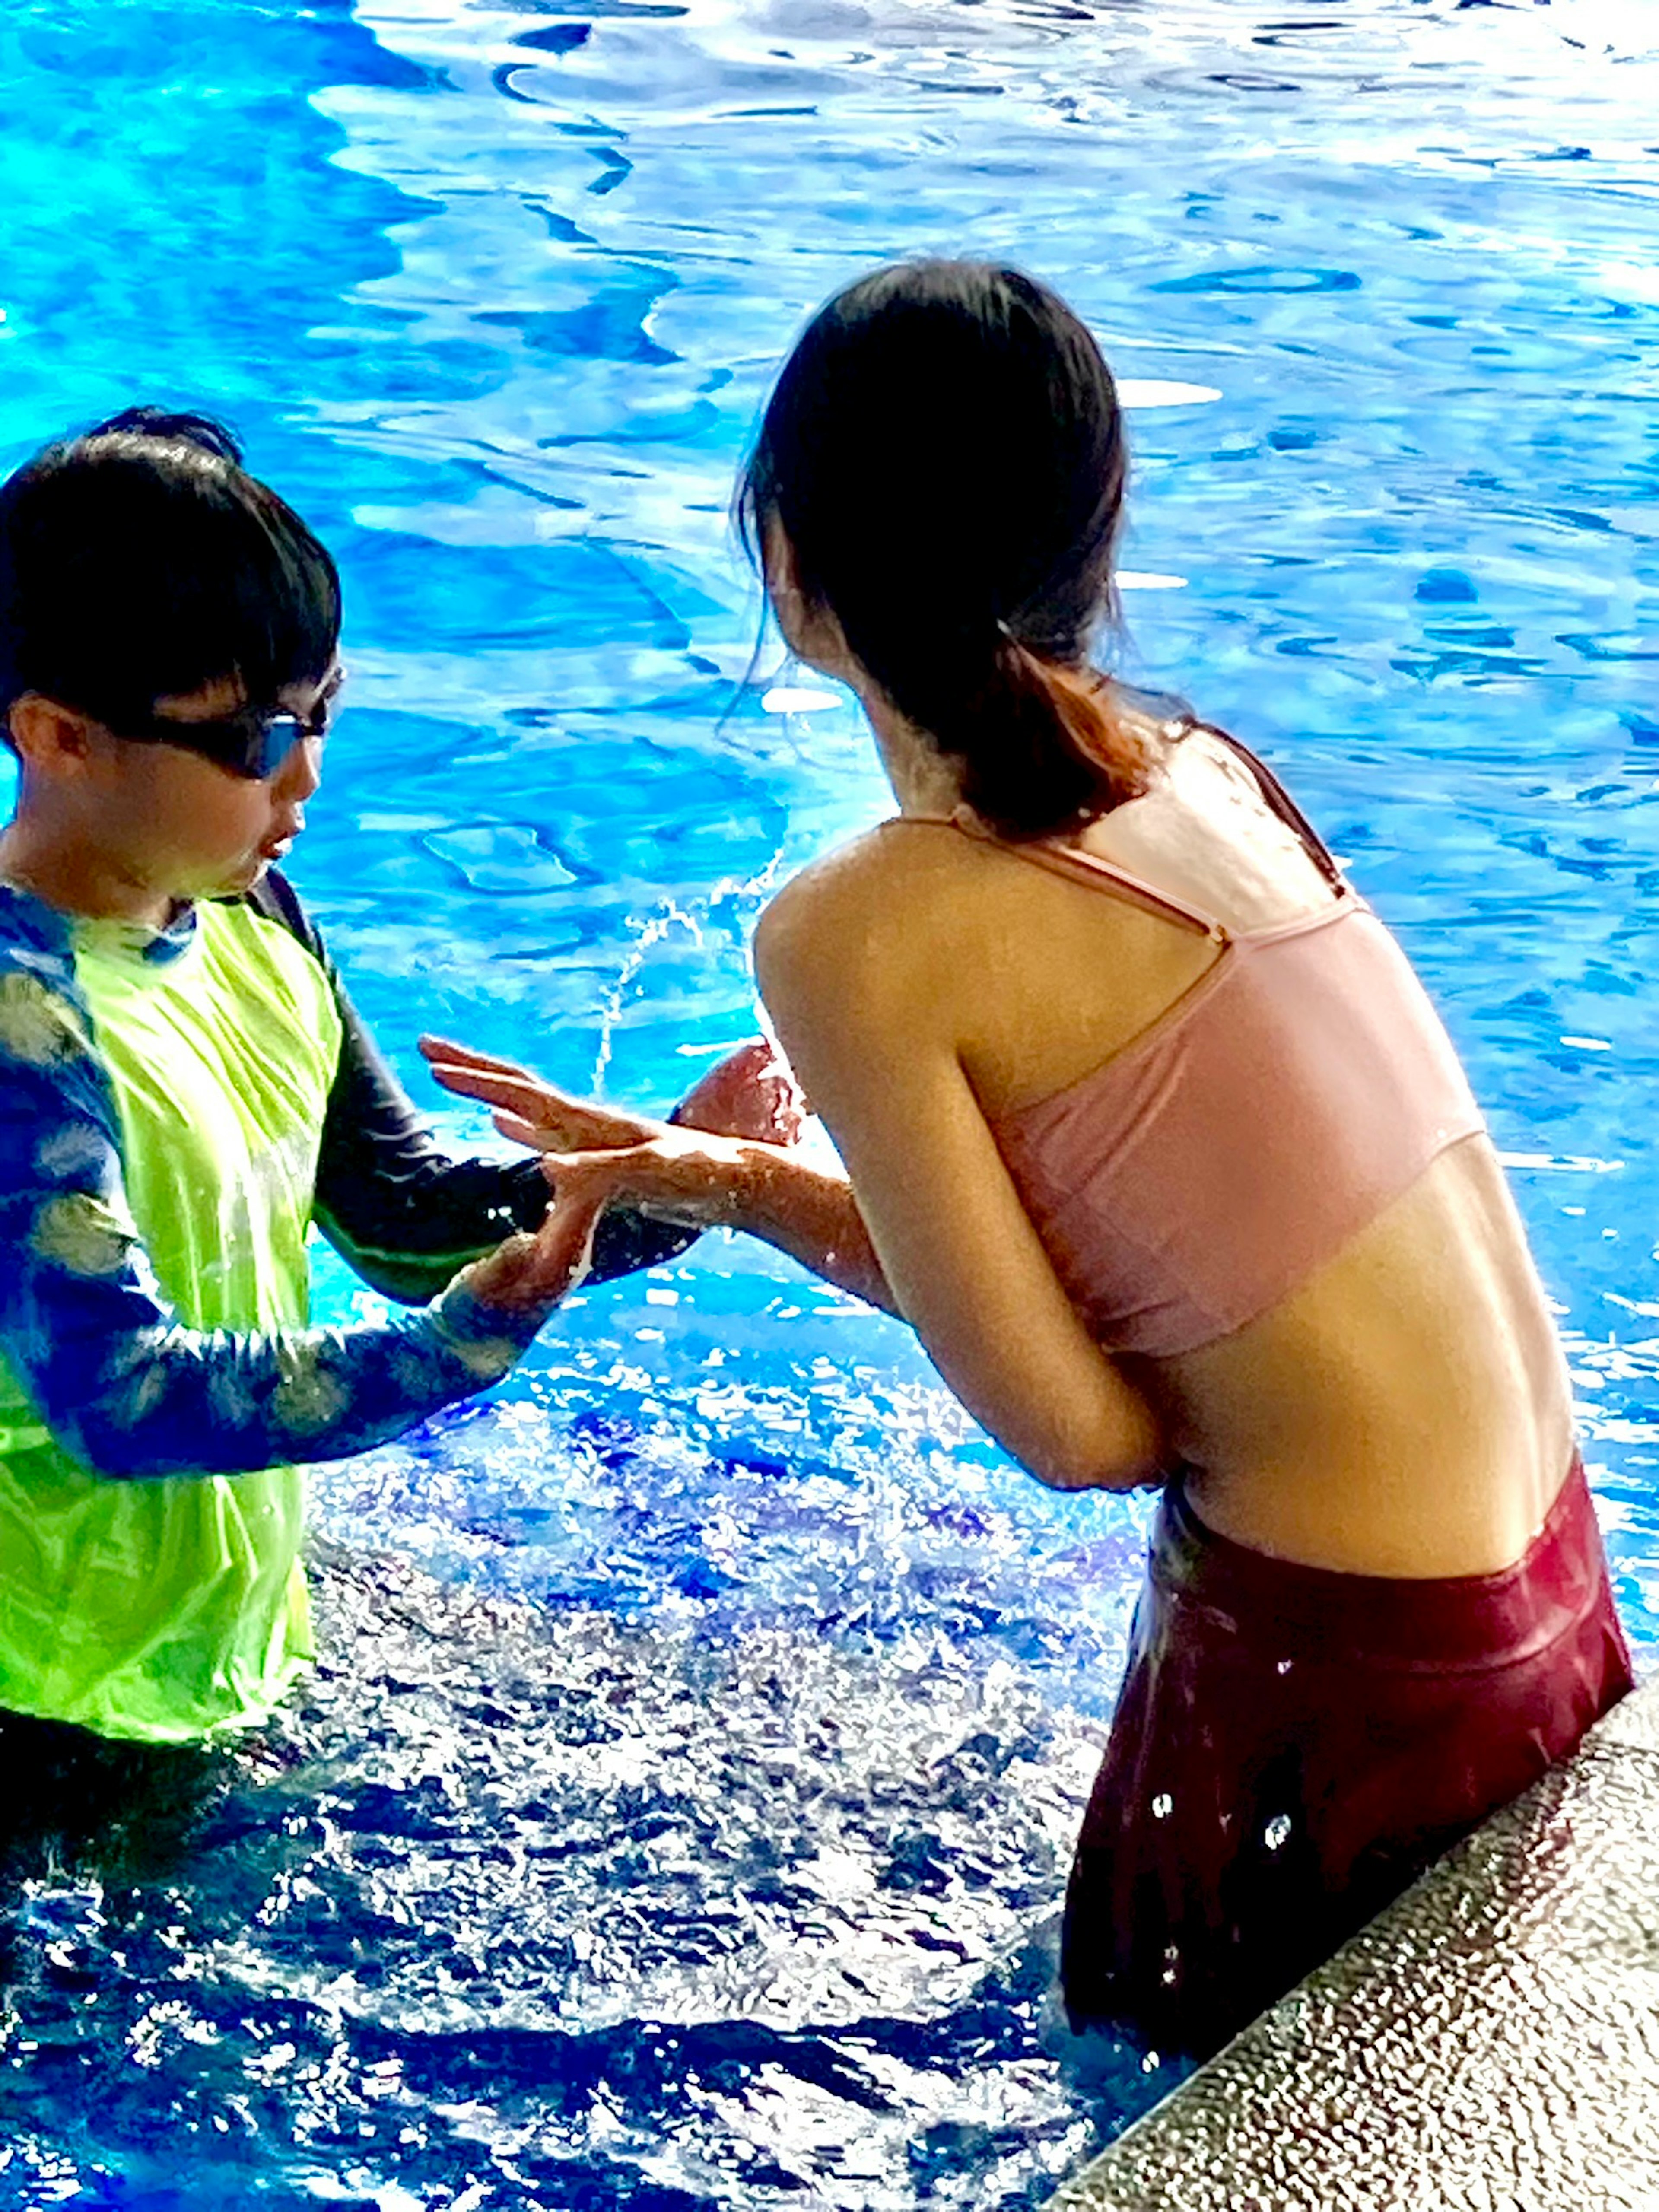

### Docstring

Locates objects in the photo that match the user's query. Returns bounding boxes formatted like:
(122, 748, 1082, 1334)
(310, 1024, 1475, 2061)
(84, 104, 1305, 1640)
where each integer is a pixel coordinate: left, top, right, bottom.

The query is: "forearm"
(9, 1256, 543, 1481)
(0, 909, 555, 1484)
(318, 1153, 692, 1303)
(717, 1144, 899, 1315)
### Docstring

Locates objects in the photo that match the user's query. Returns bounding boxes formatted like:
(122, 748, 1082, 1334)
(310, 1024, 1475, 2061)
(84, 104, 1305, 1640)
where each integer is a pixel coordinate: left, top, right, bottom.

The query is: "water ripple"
(0, 1544, 1156, 2206)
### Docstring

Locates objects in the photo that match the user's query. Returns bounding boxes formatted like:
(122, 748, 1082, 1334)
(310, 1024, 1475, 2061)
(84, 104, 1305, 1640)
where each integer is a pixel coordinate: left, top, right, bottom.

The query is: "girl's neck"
(861, 689, 967, 819)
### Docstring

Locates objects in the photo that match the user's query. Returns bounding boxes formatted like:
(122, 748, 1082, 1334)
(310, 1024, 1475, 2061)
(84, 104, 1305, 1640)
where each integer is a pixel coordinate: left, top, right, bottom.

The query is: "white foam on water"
(761, 686, 842, 713)
(1117, 380, 1222, 409)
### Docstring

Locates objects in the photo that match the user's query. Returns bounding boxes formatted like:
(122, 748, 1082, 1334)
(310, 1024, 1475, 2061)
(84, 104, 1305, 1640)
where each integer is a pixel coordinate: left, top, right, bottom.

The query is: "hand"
(426, 1033, 893, 1312)
(461, 1179, 609, 1317)
(672, 1038, 807, 1145)
(418, 1033, 805, 1155)
(524, 1125, 761, 1234)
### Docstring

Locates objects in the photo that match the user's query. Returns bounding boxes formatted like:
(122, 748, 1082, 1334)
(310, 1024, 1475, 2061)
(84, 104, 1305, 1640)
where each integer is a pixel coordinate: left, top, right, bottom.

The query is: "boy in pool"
(0, 407, 795, 1761)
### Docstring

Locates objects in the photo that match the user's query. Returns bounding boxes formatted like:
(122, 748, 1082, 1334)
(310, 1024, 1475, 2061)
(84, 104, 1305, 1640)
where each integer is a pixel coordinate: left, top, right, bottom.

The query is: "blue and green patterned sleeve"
(0, 940, 543, 1481)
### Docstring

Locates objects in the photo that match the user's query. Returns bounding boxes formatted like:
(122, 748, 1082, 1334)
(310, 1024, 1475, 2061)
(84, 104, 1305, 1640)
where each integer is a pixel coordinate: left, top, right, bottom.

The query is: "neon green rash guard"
(0, 887, 534, 1745)
(0, 889, 338, 1734)
(0, 898, 335, 1739)
(0, 874, 695, 1747)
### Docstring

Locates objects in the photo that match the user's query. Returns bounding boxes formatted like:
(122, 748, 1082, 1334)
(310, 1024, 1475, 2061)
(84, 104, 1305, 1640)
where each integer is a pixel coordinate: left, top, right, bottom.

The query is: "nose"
(272, 734, 323, 807)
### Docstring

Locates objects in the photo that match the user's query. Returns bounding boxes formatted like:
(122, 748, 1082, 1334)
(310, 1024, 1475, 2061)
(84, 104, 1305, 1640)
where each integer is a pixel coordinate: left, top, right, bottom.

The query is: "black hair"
(0, 407, 340, 734)
(737, 259, 1150, 839)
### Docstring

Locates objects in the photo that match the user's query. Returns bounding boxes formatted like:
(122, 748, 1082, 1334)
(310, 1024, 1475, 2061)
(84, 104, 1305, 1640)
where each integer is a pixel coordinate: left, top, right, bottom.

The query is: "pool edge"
(1049, 1676, 1659, 2211)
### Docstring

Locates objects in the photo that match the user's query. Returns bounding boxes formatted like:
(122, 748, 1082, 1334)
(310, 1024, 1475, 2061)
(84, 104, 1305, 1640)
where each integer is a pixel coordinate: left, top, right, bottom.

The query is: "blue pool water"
(1, 0, 1658, 2202)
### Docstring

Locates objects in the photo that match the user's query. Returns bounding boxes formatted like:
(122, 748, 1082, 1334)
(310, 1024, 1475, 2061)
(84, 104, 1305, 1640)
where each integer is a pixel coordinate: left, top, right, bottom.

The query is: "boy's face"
(95, 667, 336, 905)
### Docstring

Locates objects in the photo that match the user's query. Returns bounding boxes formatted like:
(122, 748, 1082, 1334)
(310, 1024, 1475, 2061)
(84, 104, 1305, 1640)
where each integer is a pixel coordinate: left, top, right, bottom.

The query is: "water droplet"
(1150, 1792, 1173, 1820)
(1264, 1812, 1292, 1852)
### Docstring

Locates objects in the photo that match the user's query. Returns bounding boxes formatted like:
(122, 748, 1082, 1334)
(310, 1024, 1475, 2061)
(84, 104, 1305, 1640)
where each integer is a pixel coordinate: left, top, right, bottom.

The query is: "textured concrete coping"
(1052, 1681, 1659, 2211)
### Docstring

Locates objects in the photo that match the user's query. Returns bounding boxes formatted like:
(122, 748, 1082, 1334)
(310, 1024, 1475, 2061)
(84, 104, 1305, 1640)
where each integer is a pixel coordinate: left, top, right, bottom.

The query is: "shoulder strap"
(1187, 723, 1347, 896)
(889, 727, 1346, 934)
(935, 810, 1229, 941)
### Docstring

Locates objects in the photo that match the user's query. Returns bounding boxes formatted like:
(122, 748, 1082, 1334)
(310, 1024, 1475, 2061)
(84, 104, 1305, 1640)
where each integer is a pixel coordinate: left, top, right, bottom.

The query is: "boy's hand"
(461, 1182, 608, 1317)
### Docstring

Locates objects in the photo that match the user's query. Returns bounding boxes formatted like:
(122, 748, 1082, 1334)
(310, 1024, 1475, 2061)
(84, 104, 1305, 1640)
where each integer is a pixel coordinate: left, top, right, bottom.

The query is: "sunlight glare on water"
(0, 0, 1656, 2202)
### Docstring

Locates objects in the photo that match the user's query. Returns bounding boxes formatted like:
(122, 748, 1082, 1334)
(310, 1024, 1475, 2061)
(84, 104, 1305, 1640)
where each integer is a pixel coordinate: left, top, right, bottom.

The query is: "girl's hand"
(675, 1038, 807, 1145)
(422, 1032, 884, 1309)
(418, 1034, 805, 1153)
(528, 1129, 760, 1233)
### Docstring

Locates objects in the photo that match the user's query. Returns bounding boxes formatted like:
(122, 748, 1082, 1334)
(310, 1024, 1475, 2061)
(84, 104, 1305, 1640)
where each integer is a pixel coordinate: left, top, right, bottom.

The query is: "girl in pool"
(424, 260, 1633, 2055)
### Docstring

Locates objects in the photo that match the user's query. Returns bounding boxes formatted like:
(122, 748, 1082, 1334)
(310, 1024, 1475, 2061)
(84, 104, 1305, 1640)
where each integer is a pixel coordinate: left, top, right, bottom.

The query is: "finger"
(426, 1061, 587, 1127)
(713, 1039, 774, 1074)
(472, 1178, 609, 1313)
(418, 1033, 532, 1078)
(425, 1060, 547, 1111)
(496, 1109, 561, 1151)
(673, 1040, 767, 1126)
(493, 1109, 631, 1163)
(541, 1176, 610, 1245)
(524, 1181, 609, 1297)
(675, 1038, 804, 1143)
(430, 1058, 652, 1149)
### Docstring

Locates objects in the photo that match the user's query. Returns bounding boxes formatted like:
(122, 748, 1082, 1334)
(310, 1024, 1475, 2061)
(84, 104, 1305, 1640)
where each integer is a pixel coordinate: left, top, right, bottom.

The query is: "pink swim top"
(953, 733, 1486, 1359)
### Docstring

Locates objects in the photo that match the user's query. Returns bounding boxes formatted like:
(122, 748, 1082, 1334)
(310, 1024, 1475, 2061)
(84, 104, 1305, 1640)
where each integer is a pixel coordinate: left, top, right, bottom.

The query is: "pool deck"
(1052, 1678, 1659, 2212)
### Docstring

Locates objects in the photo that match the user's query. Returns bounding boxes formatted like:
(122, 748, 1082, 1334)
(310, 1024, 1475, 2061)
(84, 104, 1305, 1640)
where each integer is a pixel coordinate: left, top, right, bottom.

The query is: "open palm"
(418, 1033, 804, 1152)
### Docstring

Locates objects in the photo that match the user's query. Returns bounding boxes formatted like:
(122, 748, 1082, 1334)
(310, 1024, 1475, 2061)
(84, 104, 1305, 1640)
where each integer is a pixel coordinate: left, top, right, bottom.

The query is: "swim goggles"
(116, 680, 339, 781)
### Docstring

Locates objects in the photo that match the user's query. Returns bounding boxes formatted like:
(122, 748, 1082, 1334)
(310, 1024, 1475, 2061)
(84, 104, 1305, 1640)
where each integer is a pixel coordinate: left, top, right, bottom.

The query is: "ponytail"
(874, 622, 1152, 839)
(950, 630, 1153, 839)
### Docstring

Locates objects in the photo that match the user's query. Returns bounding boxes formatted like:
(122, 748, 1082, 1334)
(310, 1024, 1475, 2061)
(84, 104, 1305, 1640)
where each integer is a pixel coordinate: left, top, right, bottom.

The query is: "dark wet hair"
(0, 406, 340, 735)
(737, 259, 1151, 839)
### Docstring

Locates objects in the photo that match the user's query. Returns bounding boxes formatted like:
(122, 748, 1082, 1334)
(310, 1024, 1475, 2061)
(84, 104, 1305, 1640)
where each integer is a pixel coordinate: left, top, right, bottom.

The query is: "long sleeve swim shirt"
(0, 873, 685, 1743)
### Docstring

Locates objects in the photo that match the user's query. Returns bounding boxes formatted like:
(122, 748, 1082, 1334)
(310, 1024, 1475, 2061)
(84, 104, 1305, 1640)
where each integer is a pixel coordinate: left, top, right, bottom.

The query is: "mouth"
(258, 831, 298, 863)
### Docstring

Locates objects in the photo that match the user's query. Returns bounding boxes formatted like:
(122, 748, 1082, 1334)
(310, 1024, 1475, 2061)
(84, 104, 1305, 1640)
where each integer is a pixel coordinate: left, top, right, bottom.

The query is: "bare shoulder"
(755, 820, 983, 1010)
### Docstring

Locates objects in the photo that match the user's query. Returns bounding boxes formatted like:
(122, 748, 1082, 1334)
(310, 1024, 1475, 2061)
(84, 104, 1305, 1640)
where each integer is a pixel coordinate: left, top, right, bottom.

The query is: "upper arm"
(311, 993, 697, 1296)
(249, 874, 527, 1298)
(0, 952, 531, 1478)
(311, 987, 541, 1301)
(753, 855, 1163, 1491)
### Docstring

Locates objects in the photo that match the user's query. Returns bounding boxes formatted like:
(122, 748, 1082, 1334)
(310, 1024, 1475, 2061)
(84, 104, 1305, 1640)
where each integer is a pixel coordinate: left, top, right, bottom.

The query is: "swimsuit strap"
(1185, 721, 1348, 895)
(947, 809, 1230, 941)
(889, 811, 1227, 938)
(893, 721, 1348, 938)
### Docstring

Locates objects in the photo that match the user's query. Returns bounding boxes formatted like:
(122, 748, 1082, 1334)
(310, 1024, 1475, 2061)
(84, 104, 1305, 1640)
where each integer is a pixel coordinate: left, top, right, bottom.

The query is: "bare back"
(888, 722, 1574, 1576)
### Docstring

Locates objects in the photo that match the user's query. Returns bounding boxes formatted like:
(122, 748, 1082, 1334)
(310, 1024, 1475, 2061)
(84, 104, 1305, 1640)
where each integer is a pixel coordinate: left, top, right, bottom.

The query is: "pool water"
(1, 0, 1658, 2202)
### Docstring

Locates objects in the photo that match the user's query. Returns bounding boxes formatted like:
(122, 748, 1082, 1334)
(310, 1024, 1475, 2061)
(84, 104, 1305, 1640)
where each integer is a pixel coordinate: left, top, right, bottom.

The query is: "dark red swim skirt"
(1061, 1457, 1633, 2057)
